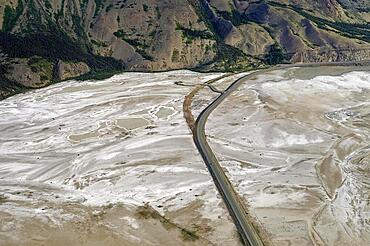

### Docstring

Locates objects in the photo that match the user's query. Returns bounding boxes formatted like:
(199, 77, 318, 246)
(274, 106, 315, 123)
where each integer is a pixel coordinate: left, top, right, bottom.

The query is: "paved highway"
(193, 61, 370, 246)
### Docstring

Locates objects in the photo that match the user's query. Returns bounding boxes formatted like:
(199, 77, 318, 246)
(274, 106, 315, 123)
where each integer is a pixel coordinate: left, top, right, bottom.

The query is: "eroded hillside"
(1, 0, 370, 98)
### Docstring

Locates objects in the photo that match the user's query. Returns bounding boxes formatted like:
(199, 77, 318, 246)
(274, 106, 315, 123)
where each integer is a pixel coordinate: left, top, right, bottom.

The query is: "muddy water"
(207, 66, 370, 245)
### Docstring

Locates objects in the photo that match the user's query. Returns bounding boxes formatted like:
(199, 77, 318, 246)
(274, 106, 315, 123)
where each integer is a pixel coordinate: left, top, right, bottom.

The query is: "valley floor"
(0, 71, 241, 245)
(207, 66, 370, 245)
(0, 67, 369, 245)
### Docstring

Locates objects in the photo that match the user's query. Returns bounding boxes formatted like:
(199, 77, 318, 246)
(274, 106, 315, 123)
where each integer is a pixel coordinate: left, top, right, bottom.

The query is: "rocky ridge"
(1, 0, 370, 98)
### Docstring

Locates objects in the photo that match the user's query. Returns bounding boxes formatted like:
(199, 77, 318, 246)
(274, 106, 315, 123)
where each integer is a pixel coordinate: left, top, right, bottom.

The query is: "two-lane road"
(193, 68, 270, 246)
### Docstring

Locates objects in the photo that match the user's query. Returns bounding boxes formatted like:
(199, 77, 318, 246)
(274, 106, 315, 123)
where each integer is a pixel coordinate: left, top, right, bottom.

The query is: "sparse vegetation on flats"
(0, 194, 6, 204)
(181, 229, 199, 241)
(136, 205, 200, 241)
(136, 205, 175, 230)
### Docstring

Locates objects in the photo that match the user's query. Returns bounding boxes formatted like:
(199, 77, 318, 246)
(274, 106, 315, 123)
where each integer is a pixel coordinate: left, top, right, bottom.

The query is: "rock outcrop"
(4, 57, 54, 88)
(56, 61, 90, 81)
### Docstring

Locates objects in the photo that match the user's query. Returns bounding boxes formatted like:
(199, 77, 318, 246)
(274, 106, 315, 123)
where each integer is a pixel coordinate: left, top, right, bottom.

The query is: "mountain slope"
(1, 0, 370, 98)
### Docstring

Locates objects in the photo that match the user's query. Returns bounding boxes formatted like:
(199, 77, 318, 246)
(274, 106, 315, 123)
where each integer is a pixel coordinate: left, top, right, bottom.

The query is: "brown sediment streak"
(183, 85, 203, 133)
(315, 133, 361, 199)
(183, 73, 232, 134)
(308, 203, 327, 246)
(311, 132, 365, 243)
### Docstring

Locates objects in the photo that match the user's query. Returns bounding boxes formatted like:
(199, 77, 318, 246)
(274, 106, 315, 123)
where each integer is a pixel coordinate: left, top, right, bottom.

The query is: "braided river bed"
(207, 66, 370, 245)
(0, 66, 369, 245)
(0, 71, 241, 245)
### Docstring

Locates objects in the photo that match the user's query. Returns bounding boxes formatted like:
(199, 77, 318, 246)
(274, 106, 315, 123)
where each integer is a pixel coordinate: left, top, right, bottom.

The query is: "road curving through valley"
(192, 61, 370, 246)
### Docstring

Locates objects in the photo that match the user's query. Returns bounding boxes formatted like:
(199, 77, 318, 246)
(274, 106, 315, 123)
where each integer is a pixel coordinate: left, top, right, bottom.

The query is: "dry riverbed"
(207, 66, 370, 245)
(0, 71, 241, 245)
(1, 67, 369, 246)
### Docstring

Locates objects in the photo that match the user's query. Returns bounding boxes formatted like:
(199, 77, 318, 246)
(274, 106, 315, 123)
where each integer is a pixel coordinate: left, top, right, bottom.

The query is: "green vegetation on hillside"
(176, 23, 214, 44)
(269, 1, 370, 42)
(143, 4, 149, 12)
(2, 2, 24, 32)
(216, 9, 249, 26)
(187, 0, 263, 71)
(0, 63, 26, 100)
(204, 43, 264, 72)
(27, 57, 54, 81)
(1, 0, 370, 100)
(264, 43, 287, 65)
(0, 32, 118, 68)
(93, 0, 104, 17)
(113, 29, 154, 60)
